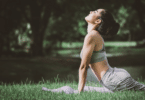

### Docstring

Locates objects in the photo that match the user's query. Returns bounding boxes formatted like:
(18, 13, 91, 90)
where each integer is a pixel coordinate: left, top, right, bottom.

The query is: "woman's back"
(80, 32, 110, 81)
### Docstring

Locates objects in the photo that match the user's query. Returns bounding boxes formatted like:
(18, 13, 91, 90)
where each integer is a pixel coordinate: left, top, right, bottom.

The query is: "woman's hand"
(78, 86, 84, 94)
(79, 90, 84, 94)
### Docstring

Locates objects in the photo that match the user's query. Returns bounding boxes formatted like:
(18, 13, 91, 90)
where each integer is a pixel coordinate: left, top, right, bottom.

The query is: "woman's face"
(85, 9, 104, 24)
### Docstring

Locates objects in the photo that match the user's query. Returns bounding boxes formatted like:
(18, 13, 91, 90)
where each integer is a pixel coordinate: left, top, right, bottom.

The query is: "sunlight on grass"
(53, 41, 145, 58)
(104, 41, 136, 47)
(61, 41, 137, 48)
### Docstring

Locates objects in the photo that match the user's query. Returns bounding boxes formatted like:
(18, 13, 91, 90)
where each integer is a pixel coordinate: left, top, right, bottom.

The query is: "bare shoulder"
(87, 30, 102, 41)
(91, 30, 101, 37)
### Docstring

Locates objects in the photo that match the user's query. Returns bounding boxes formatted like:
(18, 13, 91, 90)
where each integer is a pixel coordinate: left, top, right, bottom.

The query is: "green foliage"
(78, 20, 87, 36)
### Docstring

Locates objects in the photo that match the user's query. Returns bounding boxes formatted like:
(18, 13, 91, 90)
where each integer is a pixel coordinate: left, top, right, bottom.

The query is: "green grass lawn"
(0, 77, 145, 100)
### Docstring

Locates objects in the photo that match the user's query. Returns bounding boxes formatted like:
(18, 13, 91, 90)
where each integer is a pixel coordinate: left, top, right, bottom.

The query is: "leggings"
(99, 67, 145, 92)
(42, 86, 112, 94)
(42, 67, 145, 94)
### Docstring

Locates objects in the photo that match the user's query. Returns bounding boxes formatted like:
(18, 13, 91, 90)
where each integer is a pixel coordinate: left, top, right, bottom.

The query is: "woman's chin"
(85, 17, 87, 21)
(85, 16, 89, 22)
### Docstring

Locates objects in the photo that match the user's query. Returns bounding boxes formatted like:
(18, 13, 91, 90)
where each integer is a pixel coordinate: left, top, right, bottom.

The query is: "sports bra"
(80, 44, 107, 64)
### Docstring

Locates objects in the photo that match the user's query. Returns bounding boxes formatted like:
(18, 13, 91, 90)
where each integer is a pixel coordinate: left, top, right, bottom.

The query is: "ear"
(94, 19, 101, 24)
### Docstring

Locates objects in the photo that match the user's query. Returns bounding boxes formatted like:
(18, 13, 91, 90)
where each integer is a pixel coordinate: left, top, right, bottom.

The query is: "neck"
(87, 23, 97, 33)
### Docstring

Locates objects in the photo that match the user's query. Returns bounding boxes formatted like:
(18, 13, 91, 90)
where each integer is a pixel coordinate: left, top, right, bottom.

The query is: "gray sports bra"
(80, 44, 107, 64)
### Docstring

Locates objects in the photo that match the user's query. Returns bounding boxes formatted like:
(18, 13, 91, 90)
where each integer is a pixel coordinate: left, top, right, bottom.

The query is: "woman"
(42, 9, 145, 94)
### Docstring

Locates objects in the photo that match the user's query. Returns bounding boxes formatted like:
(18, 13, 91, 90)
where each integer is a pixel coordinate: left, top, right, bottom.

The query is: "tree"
(132, 0, 145, 39)
(16, 0, 63, 56)
(0, 0, 24, 56)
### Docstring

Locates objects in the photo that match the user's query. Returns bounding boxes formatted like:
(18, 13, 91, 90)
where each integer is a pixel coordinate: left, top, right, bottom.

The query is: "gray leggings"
(42, 67, 145, 94)
(42, 86, 112, 94)
(100, 67, 145, 92)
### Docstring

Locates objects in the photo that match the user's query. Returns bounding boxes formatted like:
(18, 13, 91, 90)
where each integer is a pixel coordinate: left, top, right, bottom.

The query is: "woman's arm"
(78, 66, 88, 93)
(78, 34, 96, 93)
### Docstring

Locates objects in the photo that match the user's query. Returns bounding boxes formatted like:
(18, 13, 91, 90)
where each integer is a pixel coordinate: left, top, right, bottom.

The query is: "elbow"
(79, 67, 85, 70)
(80, 60, 90, 69)
(79, 64, 89, 70)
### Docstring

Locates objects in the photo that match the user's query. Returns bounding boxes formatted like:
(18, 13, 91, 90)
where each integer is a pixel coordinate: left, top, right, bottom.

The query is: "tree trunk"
(0, 34, 4, 57)
(128, 32, 132, 41)
(133, 0, 145, 38)
(6, 34, 11, 55)
(29, 3, 45, 57)
(31, 27, 44, 57)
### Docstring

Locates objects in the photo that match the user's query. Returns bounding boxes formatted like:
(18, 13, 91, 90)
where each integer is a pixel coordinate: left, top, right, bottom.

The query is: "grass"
(61, 41, 138, 48)
(0, 76, 145, 100)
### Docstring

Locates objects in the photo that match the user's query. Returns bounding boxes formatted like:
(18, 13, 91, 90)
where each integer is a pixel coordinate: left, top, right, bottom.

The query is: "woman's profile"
(42, 9, 145, 94)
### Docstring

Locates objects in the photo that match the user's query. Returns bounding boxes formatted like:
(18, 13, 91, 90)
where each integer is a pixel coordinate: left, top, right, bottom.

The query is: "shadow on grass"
(0, 57, 80, 85)
(0, 53, 145, 85)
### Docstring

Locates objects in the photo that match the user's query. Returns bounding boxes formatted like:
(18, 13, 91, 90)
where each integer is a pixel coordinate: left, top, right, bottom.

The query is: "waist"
(89, 60, 110, 81)
(99, 65, 113, 83)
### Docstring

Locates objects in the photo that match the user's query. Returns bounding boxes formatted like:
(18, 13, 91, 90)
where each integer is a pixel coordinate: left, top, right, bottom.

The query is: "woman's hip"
(100, 67, 132, 91)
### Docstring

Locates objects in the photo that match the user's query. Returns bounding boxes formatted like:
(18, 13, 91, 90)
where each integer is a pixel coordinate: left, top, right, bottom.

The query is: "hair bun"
(113, 22, 119, 27)
(107, 22, 120, 36)
(96, 10, 120, 37)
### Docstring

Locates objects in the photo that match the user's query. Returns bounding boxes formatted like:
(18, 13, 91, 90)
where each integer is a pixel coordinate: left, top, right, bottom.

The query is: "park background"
(0, 0, 145, 85)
